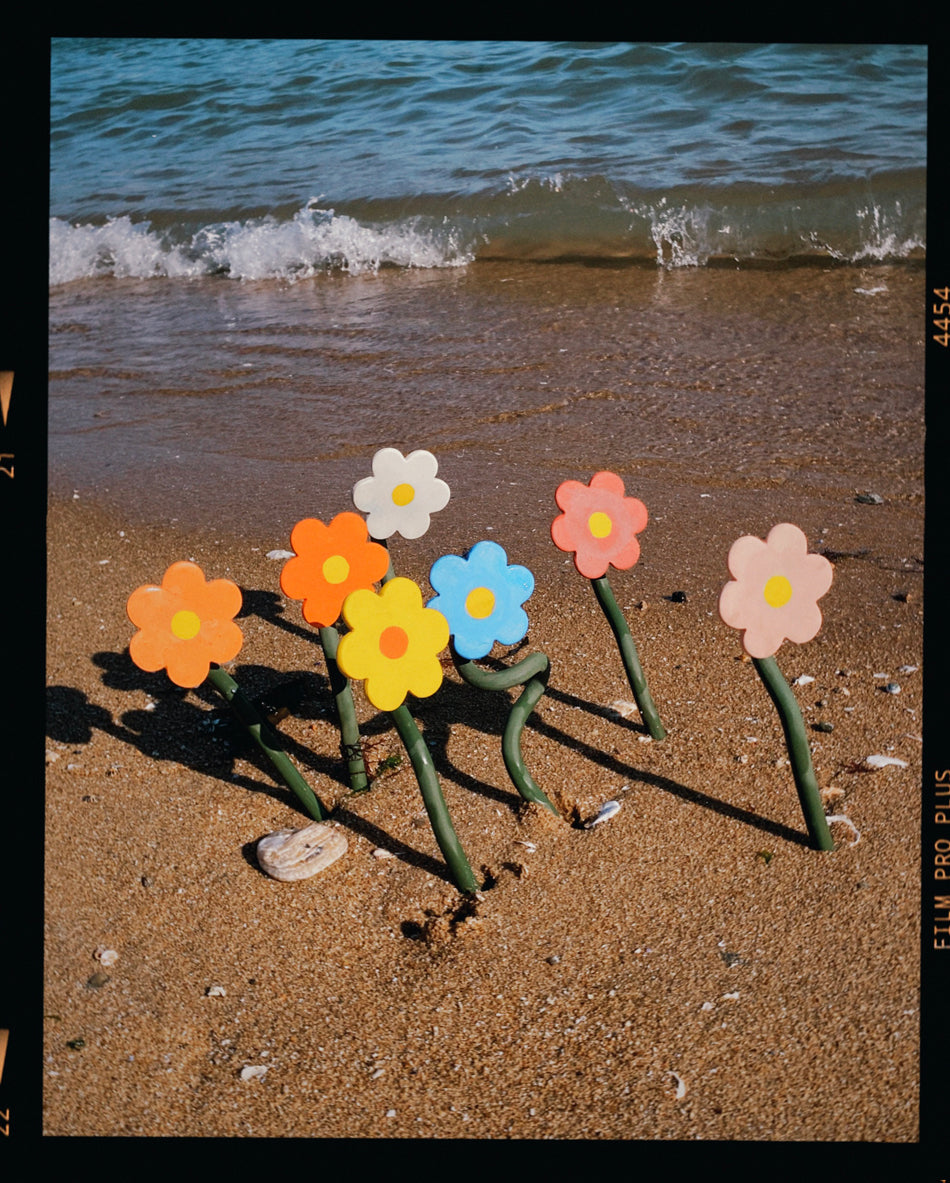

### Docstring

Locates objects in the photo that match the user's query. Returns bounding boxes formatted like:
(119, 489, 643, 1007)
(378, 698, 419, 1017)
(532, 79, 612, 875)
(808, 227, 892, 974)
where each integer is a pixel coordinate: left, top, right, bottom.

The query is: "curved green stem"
(389, 702, 479, 893)
(318, 625, 369, 794)
(590, 575, 666, 741)
(206, 666, 327, 822)
(752, 655, 834, 851)
(452, 647, 559, 815)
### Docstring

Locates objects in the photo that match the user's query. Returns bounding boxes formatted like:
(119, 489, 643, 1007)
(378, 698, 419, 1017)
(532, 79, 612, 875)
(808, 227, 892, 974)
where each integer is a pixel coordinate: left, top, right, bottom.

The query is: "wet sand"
(44, 261, 925, 1142)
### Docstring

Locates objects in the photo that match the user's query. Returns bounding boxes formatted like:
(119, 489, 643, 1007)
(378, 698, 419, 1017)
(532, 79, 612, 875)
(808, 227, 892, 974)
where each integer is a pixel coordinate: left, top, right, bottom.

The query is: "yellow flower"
(336, 577, 449, 711)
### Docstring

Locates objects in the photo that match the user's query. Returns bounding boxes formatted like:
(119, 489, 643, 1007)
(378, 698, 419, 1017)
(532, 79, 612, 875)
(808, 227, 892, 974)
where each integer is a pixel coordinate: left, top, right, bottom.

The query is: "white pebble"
(240, 1065, 269, 1081)
(205, 985, 226, 997)
(94, 947, 118, 967)
(265, 549, 295, 560)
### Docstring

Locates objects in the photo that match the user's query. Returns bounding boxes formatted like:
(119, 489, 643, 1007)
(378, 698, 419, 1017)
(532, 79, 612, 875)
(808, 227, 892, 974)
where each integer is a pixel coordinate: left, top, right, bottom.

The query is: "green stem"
(389, 702, 480, 894)
(590, 575, 666, 741)
(752, 655, 834, 851)
(452, 647, 559, 815)
(206, 665, 327, 822)
(318, 625, 369, 794)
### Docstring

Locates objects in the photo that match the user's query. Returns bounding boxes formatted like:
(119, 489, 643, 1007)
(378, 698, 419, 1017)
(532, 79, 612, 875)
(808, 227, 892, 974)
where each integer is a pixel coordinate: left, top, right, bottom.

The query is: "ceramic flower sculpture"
(719, 522, 835, 851)
(280, 512, 390, 793)
(336, 577, 479, 893)
(428, 540, 558, 815)
(551, 471, 666, 740)
(127, 561, 327, 822)
(352, 446, 450, 544)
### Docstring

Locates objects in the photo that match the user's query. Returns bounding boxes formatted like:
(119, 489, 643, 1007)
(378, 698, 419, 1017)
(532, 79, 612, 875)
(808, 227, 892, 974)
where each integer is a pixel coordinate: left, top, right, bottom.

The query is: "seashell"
(256, 822, 347, 881)
(94, 946, 119, 967)
(827, 814, 861, 846)
(584, 800, 622, 829)
(266, 549, 295, 560)
(864, 754, 908, 769)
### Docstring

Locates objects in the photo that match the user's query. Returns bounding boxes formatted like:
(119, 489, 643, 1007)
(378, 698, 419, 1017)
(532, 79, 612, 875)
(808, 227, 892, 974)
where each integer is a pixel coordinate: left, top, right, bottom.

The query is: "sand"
(42, 261, 926, 1147)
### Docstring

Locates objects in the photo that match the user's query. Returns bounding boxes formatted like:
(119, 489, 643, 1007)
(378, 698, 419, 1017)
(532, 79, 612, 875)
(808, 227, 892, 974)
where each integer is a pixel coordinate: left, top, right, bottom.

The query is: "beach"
(44, 259, 924, 1141)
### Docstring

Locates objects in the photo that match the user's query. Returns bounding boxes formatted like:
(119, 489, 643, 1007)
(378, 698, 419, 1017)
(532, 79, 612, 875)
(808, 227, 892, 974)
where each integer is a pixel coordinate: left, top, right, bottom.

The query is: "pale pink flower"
(718, 523, 833, 658)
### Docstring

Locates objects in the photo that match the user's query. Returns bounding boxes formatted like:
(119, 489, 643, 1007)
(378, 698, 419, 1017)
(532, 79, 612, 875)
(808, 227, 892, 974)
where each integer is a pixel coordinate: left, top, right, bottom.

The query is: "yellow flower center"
(588, 511, 613, 539)
(392, 483, 415, 507)
(322, 554, 350, 585)
(465, 586, 495, 619)
(171, 609, 201, 640)
(763, 574, 793, 608)
(379, 624, 409, 660)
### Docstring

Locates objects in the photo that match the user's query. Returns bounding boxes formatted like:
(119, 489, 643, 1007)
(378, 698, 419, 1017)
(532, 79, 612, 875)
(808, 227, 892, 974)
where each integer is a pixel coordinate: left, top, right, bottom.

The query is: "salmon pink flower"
(352, 447, 450, 540)
(126, 561, 243, 688)
(336, 577, 450, 711)
(551, 471, 648, 579)
(719, 523, 834, 658)
(280, 511, 390, 627)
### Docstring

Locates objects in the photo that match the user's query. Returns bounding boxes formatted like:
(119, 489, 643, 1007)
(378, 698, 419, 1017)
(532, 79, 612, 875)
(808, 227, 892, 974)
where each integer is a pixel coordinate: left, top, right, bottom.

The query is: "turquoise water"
(49, 39, 927, 279)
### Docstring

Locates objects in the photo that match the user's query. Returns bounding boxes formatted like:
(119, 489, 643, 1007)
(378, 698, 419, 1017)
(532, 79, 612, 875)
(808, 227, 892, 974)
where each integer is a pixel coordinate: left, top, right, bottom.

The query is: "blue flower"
(427, 540, 534, 660)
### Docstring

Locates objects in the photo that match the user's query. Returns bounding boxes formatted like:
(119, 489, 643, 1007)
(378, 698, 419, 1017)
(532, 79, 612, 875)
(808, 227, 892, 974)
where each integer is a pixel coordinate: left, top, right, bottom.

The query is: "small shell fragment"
(792, 674, 815, 685)
(265, 549, 295, 560)
(584, 800, 622, 829)
(240, 1065, 269, 1081)
(827, 814, 861, 846)
(864, 754, 909, 769)
(670, 1071, 687, 1100)
(256, 822, 347, 881)
(94, 947, 119, 967)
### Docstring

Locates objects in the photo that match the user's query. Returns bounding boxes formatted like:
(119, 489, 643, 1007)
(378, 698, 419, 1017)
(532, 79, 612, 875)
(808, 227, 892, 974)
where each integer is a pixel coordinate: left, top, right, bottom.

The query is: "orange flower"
(280, 511, 390, 627)
(127, 561, 243, 688)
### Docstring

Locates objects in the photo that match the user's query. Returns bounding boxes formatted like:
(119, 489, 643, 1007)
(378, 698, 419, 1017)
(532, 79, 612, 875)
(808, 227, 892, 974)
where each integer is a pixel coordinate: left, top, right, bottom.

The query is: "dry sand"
(44, 471, 923, 1143)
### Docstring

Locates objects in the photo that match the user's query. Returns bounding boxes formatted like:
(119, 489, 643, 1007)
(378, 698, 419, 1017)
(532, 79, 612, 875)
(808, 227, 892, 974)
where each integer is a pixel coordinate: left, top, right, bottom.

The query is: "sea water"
(50, 39, 927, 283)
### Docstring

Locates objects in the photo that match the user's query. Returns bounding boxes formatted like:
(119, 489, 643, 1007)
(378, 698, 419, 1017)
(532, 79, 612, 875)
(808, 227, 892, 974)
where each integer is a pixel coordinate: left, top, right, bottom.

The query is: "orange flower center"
(587, 510, 613, 539)
(465, 587, 495, 619)
(763, 575, 793, 608)
(379, 624, 410, 660)
(322, 554, 351, 585)
(392, 482, 415, 506)
(171, 609, 202, 640)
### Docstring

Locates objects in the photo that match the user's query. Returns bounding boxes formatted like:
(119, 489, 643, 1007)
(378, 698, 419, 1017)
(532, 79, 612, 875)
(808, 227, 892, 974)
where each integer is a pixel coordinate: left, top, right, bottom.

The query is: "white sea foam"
(49, 201, 477, 286)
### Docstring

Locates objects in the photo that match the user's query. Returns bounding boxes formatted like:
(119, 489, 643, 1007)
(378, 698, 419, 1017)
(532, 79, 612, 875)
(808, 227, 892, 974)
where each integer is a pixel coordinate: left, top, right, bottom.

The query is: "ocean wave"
(48, 201, 479, 285)
(49, 179, 925, 286)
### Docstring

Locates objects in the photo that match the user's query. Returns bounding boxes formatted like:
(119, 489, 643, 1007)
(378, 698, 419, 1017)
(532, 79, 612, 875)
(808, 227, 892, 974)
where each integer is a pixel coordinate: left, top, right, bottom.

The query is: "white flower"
(352, 447, 450, 540)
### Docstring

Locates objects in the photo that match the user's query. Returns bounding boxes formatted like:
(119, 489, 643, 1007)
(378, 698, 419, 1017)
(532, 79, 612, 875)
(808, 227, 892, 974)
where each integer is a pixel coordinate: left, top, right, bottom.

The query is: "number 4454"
(934, 287, 950, 345)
